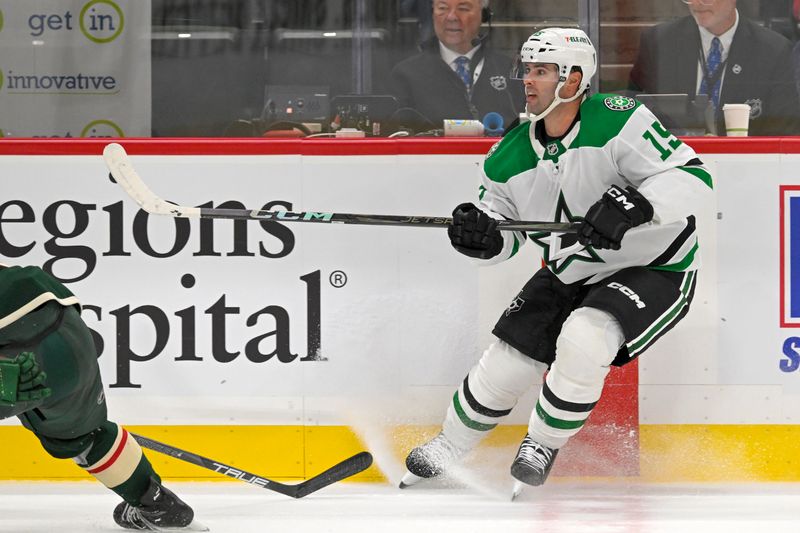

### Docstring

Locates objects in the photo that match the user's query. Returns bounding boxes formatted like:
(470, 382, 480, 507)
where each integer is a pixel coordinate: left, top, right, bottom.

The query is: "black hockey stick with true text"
(132, 432, 373, 499)
(103, 143, 579, 233)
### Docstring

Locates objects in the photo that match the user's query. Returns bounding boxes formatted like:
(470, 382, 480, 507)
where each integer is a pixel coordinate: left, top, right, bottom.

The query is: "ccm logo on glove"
(607, 186, 636, 210)
(578, 185, 654, 251)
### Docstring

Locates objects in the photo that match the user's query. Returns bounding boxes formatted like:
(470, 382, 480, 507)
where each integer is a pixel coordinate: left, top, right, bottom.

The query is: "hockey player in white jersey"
(400, 28, 714, 496)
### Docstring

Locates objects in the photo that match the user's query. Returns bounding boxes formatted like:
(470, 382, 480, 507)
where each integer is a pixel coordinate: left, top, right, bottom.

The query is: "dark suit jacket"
(390, 38, 524, 132)
(629, 15, 800, 136)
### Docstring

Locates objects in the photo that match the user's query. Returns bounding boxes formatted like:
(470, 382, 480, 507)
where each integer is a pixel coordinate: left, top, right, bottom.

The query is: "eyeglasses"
(681, 0, 716, 5)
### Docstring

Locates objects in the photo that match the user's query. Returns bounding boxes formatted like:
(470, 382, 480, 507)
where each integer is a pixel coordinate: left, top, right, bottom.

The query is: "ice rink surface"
(2, 480, 800, 533)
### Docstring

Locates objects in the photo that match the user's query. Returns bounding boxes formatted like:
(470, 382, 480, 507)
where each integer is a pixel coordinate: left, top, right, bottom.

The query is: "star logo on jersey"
(604, 95, 636, 112)
(529, 193, 602, 274)
(485, 140, 501, 160)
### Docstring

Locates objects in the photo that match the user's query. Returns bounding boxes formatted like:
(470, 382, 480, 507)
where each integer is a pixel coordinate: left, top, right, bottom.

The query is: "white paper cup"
(443, 119, 484, 137)
(722, 103, 751, 137)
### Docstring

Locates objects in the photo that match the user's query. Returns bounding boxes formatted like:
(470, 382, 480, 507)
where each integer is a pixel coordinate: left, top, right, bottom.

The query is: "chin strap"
(525, 85, 587, 123)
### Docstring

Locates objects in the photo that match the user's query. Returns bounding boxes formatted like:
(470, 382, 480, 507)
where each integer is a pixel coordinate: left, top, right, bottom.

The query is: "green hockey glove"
(0, 352, 52, 407)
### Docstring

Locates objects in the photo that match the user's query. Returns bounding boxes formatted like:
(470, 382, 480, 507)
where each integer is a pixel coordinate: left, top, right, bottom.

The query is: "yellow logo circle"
(80, 0, 124, 44)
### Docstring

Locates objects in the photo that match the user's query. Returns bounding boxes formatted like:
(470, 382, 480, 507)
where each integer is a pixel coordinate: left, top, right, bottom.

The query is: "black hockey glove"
(578, 185, 654, 251)
(447, 202, 504, 259)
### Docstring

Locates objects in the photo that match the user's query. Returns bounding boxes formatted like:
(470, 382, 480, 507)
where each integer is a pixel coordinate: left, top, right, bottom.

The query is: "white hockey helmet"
(514, 27, 597, 120)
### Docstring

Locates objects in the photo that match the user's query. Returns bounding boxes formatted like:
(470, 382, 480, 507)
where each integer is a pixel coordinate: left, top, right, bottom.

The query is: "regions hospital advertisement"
(0, 141, 799, 482)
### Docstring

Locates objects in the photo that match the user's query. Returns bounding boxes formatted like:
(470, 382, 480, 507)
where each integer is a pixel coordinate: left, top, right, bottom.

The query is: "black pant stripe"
(462, 376, 513, 418)
(648, 216, 696, 268)
(542, 381, 597, 413)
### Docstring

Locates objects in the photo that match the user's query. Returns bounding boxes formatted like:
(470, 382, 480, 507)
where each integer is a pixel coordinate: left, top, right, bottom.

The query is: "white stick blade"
(102, 143, 200, 218)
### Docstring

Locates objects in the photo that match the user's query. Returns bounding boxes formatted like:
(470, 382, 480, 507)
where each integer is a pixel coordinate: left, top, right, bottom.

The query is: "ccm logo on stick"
(607, 282, 646, 309)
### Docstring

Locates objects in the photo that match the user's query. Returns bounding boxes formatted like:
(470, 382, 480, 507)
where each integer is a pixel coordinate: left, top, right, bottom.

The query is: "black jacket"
(390, 38, 524, 132)
(629, 15, 800, 136)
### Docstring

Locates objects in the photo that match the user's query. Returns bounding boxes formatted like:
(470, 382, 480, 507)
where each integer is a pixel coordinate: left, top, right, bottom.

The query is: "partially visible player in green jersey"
(400, 28, 714, 498)
(0, 264, 203, 530)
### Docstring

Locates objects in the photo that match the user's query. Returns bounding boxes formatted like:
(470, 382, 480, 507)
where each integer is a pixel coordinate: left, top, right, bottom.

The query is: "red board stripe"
(0, 137, 799, 156)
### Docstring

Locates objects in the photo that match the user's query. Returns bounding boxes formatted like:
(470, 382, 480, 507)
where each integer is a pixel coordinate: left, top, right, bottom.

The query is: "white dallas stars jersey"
(477, 93, 714, 285)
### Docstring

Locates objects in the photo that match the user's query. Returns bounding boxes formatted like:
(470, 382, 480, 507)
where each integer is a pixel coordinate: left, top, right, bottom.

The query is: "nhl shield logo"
(546, 143, 559, 156)
(745, 98, 763, 119)
(490, 76, 507, 91)
(505, 294, 526, 316)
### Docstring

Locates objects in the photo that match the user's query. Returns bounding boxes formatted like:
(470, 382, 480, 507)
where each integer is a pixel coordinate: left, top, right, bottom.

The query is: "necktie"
(700, 37, 723, 110)
(454, 56, 472, 90)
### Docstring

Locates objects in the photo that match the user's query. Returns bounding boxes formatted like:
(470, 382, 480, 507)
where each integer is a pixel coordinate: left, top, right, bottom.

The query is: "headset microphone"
(471, 5, 493, 47)
(471, 33, 488, 47)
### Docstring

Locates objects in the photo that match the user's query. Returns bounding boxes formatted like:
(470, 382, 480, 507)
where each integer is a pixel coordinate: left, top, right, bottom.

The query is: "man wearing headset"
(390, 0, 524, 132)
(400, 28, 714, 497)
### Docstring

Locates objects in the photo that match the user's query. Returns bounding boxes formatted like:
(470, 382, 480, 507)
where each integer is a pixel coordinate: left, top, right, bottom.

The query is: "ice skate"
(113, 477, 207, 531)
(399, 433, 466, 488)
(509, 434, 559, 499)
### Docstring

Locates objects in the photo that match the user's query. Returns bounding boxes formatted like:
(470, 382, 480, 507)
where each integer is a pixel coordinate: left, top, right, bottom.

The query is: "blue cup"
(482, 112, 505, 136)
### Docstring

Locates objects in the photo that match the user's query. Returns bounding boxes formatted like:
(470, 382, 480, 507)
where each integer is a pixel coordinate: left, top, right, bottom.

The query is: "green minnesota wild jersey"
(0, 265, 80, 329)
(477, 93, 714, 285)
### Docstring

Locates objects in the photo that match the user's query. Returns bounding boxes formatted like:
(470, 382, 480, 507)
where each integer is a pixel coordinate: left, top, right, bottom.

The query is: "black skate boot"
(510, 434, 559, 499)
(399, 432, 467, 488)
(113, 477, 199, 531)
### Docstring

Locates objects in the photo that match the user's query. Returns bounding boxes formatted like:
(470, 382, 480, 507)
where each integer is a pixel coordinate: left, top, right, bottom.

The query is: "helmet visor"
(510, 59, 560, 82)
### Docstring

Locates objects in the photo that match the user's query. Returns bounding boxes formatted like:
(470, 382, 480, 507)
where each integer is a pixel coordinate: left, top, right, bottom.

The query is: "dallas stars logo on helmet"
(604, 95, 636, 111)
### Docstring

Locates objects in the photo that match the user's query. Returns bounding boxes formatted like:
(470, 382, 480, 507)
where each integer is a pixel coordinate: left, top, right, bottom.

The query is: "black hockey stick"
(132, 432, 373, 499)
(103, 143, 579, 233)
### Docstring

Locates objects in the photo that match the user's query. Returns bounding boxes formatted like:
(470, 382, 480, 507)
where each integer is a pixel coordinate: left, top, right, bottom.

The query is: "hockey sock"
(529, 307, 624, 448)
(443, 341, 546, 450)
(74, 421, 160, 506)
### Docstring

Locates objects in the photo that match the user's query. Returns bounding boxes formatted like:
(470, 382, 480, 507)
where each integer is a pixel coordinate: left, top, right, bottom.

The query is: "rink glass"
(0, 0, 792, 137)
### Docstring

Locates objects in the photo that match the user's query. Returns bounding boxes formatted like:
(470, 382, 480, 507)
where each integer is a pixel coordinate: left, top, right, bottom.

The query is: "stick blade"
(102, 143, 200, 218)
(294, 451, 373, 499)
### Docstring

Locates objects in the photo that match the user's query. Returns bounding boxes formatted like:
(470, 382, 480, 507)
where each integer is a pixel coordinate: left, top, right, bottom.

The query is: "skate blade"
(511, 480, 525, 501)
(399, 471, 423, 489)
(148, 519, 210, 532)
(185, 520, 210, 532)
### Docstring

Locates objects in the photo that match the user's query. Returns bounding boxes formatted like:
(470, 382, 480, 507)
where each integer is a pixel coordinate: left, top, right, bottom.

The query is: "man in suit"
(629, 0, 800, 136)
(390, 0, 524, 133)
